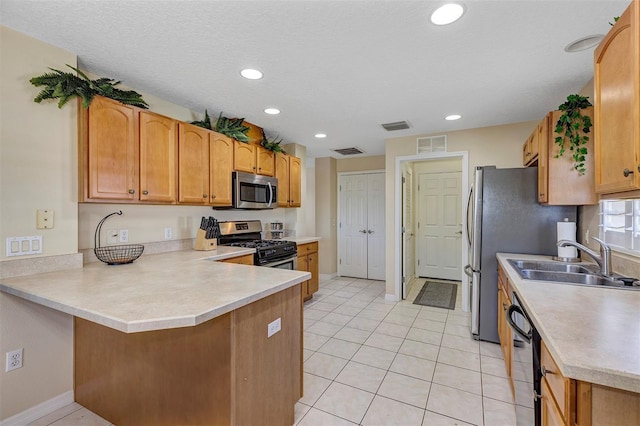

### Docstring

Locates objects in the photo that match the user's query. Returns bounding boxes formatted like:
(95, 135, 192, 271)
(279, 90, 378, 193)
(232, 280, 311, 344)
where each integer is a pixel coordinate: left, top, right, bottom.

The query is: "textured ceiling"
(0, 1, 628, 159)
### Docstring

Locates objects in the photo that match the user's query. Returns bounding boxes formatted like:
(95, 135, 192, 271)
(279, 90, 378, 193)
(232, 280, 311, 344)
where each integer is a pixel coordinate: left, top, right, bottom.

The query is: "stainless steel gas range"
(218, 220, 297, 269)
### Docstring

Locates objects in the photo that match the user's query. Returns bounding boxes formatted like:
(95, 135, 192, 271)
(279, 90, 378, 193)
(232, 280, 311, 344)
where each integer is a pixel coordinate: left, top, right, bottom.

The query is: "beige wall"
(315, 157, 337, 275)
(384, 121, 537, 297)
(0, 26, 76, 420)
(336, 155, 385, 172)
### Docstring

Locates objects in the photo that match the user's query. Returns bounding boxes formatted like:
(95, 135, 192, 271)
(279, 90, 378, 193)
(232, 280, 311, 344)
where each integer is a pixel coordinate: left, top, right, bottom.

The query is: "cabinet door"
(307, 253, 319, 295)
(86, 96, 138, 200)
(210, 133, 234, 207)
(234, 141, 256, 173)
(178, 123, 209, 204)
(275, 153, 290, 207)
(542, 379, 566, 426)
(297, 254, 310, 298)
(594, 3, 640, 194)
(289, 156, 302, 207)
(139, 111, 177, 203)
(221, 254, 254, 265)
(256, 146, 275, 176)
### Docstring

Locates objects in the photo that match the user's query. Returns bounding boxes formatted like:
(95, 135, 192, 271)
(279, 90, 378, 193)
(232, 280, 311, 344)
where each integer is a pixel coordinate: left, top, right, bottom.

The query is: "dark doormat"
(413, 281, 458, 310)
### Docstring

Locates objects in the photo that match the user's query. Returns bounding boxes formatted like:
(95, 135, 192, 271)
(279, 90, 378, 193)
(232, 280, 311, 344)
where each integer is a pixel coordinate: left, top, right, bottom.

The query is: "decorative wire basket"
(94, 211, 144, 265)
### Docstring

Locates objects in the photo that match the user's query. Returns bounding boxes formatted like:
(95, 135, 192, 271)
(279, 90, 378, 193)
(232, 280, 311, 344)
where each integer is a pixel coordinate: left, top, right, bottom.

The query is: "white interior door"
(402, 167, 415, 298)
(338, 174, 368, 278)
(338, 172, 385, 280)
(417, 171, 462, 280)
(366, 173, 385, 281)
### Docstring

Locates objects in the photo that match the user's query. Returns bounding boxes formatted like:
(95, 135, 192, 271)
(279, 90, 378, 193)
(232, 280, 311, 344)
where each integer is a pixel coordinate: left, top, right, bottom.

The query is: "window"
(600, 199, 640, 256)
(417, 135, 447, 153)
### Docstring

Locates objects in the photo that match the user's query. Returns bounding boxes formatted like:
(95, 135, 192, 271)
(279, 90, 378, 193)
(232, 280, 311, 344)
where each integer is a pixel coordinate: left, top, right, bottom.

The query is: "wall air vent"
(332, 147, 365, 156)
(381, 121, 411, 131)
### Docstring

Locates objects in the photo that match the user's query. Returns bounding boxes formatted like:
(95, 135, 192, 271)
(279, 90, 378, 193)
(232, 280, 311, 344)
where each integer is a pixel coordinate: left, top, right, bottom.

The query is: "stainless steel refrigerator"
(465, 166, 577, 343)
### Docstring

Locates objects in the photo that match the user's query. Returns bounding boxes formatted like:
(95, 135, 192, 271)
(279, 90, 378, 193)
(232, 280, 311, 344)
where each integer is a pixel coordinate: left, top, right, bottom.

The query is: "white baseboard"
(319, 273, 336, 282)
(0, 390, 74, 426)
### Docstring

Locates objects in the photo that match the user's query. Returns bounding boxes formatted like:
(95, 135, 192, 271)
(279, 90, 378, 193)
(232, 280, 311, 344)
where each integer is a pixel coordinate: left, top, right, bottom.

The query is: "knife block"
(194, 228, 217, 251)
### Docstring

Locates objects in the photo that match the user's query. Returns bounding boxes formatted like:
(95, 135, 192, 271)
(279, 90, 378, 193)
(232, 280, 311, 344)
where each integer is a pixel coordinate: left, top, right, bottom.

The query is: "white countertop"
(287, 236, 321, 245)
(0, 247, 310, 334)
(497, 253, 640, 393)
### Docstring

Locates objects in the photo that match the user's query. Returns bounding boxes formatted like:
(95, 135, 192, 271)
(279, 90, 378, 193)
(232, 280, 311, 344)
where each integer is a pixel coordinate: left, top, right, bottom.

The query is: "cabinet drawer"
(299, 242, 318, 254)
(542, 378, 567, 426)
(541, 340, 574, 423)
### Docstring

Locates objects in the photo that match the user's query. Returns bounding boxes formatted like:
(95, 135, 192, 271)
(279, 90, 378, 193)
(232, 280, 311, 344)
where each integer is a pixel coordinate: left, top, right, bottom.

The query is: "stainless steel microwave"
(232, 171, 278, 209)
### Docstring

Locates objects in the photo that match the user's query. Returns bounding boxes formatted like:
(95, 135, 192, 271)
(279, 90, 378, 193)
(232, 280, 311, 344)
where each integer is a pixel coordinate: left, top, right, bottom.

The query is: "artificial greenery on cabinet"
(554, 94, 592, 175)
(30, 65, 148, 109)
(190, 111, 251, 142)
(261, 134, 287, 153)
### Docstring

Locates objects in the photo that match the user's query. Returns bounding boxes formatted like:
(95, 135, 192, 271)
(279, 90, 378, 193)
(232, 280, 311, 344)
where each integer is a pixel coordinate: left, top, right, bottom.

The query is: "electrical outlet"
(119, 229, 128, 243)
(107, 229, 118, 244)
(164, 227, 173, 240)
(267, 317, 281, 338)
(6, 348, 23, 372)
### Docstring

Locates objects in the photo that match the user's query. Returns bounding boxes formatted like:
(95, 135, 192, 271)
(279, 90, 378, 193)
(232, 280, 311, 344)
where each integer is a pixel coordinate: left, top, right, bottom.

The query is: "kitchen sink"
(508, 260, 597, 274)
(507, 259, 640, 290)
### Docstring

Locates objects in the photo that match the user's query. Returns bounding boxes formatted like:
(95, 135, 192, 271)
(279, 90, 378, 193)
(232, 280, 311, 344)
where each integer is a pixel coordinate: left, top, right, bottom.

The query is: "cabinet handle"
(638, 165, 640, 173)
(540, 365, 554, 376)
(502, 302, 508, 311)
(623, 168, 634, 177)
(142, 190, 149, 195)
(203, 194, 208, 198)
(212, 195, 216, 199)
(128, 189, 135, 194)
(533, 390, 542, 401)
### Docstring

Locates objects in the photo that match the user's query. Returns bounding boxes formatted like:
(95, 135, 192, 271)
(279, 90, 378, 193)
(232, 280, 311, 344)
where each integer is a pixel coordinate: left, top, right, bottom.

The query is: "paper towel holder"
(553, 218, 580, 262)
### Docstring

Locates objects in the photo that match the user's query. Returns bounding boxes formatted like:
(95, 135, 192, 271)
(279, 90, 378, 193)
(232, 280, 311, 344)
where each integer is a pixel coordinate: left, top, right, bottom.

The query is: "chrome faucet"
(557, 237, 613, 277)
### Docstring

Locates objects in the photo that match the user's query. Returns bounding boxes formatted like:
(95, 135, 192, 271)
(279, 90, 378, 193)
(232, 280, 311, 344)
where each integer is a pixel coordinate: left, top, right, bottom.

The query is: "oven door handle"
(506, 304, 532, 344)
(267, 182, 273, 207)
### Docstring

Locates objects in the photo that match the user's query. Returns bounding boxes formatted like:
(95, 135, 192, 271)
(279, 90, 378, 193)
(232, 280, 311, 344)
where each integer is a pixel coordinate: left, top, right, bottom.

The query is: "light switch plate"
(6, 236, 43, 257)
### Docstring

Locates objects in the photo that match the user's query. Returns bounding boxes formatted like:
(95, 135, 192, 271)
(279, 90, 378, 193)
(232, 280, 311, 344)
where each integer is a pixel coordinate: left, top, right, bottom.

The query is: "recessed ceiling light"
(264, 108, 280, 115)
(315, 133, 327, 138)
(445, 114, 462, 121)
(430, 3, 465, 25)
(564, 34, 604, 52)
(240, 68, 263, 80)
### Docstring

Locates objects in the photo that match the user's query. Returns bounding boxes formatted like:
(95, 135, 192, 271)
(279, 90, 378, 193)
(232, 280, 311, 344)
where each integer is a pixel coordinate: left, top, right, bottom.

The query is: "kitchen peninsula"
(0, 247, 310, 426)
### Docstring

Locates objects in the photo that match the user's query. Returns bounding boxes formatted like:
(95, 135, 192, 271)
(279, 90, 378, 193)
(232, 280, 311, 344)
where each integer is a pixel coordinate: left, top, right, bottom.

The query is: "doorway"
(395, 152, 469, 311)
(338, 172, 385, 280)
(416, 170, 462, 280)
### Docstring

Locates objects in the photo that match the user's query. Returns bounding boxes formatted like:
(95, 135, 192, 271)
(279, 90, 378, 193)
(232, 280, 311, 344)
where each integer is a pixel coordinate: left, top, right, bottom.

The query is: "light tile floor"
(27, 276, 534, 426)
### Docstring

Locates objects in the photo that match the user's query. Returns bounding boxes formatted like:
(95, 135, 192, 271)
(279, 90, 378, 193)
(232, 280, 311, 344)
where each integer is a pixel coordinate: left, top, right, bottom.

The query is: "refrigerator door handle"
(465, 187, 473, 247)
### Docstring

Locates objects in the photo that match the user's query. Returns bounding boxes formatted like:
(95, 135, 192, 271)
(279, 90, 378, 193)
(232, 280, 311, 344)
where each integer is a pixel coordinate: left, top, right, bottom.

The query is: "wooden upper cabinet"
(83, 96, 138, 201)
(275, 153, 290, 207)
(234, 141, 257, 173)
(256, 146, 275, 176)
(210, 133, 234, 207)
(275, 153, 301, 207)
(594, 0, 640, 196)
(178, 123, 210, 204)
(289, 155, 302, 207)
(139, 111, 178, 203)
(525, 109, 597, 205)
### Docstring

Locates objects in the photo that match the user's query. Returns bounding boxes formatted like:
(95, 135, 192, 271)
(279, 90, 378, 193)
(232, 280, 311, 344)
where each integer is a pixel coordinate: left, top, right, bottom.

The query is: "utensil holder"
(194, 228, 217, 251)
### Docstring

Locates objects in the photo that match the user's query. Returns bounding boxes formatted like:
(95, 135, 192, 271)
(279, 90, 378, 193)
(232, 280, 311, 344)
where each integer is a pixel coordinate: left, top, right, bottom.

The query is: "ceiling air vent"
(381, 120, 411, 131)
(332, 147, 365, 156)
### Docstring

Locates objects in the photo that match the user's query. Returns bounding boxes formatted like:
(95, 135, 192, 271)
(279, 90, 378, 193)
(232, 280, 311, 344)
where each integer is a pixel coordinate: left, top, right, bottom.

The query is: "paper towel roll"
(557, 220, 577, 259)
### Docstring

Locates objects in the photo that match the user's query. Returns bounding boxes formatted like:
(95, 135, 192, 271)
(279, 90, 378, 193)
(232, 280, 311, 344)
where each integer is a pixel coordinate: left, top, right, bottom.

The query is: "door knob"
(359, 230, 367, 233)
(367, 230, 374, 234)
(456, 230, 463, 235)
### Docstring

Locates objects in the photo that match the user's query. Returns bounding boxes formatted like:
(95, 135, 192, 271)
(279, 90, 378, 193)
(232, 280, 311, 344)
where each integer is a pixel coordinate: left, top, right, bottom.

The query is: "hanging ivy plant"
(554, 94, 592, 175)
(261, 134, 287, 153)
(214, 112, 250, 142)
(29, 64, 148, 109)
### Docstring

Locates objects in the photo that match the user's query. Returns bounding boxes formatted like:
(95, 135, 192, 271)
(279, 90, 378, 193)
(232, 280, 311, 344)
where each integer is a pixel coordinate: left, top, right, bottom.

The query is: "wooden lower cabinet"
(497, 266, 514, 397)
(297, 242, 319, 301)
(74, 285, 301, 426)
(220, 253, 254, 265)
(542, 379, 566, 426)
